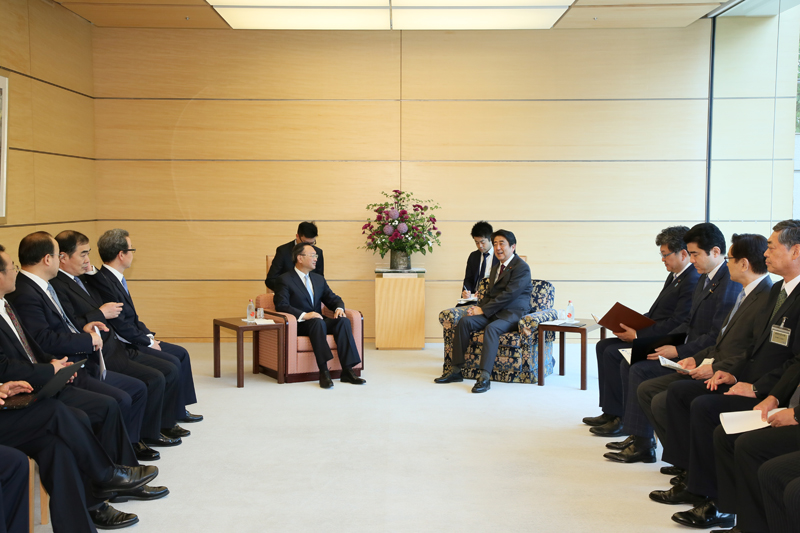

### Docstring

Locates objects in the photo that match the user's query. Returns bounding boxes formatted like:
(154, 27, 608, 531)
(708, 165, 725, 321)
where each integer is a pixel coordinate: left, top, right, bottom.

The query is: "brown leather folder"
(597, 302, 656, 332)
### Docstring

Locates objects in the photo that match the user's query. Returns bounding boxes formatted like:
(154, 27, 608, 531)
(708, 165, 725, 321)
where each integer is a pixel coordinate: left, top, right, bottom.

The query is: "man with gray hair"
(87, 229, 202, 428)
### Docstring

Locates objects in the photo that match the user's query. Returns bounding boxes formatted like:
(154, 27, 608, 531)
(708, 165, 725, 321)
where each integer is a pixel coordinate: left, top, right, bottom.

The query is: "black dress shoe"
(90, 503, 138, 530)
(589, 417, 623, 436)
(711, 527, 742, 533)
(319, 370, 334, 389)
(142, 434, 182, 447)
(603, 438, 656, 463)
(472, 378, 491, 393)
(133, 441, 160, 461)
(661, 465, 686, 476)
(110, 484, 170, 503)
(434, 369, 463, 383)
(94, 465, 158, 496)
(671, 472, 687, 486)
(672, 500, 735, 529)
(161, 424, 190, 439)
(582, 413, 616, 426)
(605, 435, 635, 450)
(178, 410, 203, 423)
(340, 367, 366, 385)
(649, 482, 707, 506)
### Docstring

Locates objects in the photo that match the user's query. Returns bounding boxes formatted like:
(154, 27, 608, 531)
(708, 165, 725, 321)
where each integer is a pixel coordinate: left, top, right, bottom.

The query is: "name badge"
(771, 317, 791, 347)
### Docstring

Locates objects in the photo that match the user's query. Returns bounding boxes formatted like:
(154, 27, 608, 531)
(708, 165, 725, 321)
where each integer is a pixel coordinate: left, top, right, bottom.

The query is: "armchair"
(438, 278, 557, 383)
(254, 293, 364, 383)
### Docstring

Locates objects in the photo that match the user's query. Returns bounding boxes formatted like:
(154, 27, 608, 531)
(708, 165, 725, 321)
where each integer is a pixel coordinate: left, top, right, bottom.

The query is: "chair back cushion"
(475, 278, 554, 313)
(255, 293, 276, 310)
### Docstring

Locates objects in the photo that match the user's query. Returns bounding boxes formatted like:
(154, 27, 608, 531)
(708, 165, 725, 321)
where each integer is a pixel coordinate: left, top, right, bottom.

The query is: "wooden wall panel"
(713, 17, 779, 98)
(401, 100, 708, 161)
(708, 161, 774, 221)
(401, 161, 706, 221)
(5, 151, 35, 225)
(771, 160, 795, 221)
(33, 154, 97, 224)
(0, 70, 33, 150)
(93, 29, 401, 99)
(28, 0, 94, 96)
(0, 0, 31, 74)
(402, 24, 711, 100)
(94, 100, 400, 160)
(63, 4, 229, 29)
(95, 161, 400, 220)
(32, 82, 94, 158)
(773, 98, 797, 159)
(711, 98, 780, 161)
(0, 222, 97, 262)
(776, 8, 800, 97)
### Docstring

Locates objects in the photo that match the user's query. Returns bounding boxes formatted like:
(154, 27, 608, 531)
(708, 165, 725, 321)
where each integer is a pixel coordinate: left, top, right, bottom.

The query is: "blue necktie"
(74, 276, 90, 295)
(121, 276, 129, 294)
(46, 284, 79, 334)
(720, 288, 746, 336)
(478, 252, 489, 281)
(305, 275, 314, 303)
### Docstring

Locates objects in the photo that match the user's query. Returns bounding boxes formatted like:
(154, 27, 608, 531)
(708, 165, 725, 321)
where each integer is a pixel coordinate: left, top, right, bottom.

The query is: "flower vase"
(390, 250, 411, 270)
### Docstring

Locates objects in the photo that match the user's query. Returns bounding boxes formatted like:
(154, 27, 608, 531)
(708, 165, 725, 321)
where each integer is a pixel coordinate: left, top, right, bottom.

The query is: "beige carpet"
(34, 342, 689, 532)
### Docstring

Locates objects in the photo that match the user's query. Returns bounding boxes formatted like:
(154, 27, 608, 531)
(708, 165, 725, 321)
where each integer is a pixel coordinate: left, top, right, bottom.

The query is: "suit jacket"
(477, 255, 533, 322)
(266, 240, 324, 292)
(462, 249, 500, 295)
(6, 273, 94, 357)
(0, 300, 57, 388)
(691, 275, 773, 370)
(670, 262, 741, 360)
(273, 270, 344, 318)
(639, 265, 701, 338)
(85, 265, 153, 347)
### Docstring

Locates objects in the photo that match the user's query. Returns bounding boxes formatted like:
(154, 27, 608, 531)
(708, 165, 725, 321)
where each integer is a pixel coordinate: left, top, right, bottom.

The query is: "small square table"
(537, 319, 606, 390)
(213, 317, 285, 388)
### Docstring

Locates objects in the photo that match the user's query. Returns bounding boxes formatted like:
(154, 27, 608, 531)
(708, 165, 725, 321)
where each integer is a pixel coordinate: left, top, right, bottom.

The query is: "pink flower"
(383, 225, 394, 236)
(376, 214, 383, 222)
(397, 223, 408, 234)
(388, 209, 399, 220)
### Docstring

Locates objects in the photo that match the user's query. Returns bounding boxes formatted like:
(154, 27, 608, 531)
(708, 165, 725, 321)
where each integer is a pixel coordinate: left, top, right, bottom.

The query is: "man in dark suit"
(649, 220, 800, 529)
(273, 242, 364, 389)
(636, 234, 772, 447)
(0, 444, 27, 533)
(584, 225, 699, 434)
(266, 221, 325, 292)
(604, 222, 740, 463)
(87, 228, 202, 427)
(435, 229, 533, 394)
(461, 221, 499, 299)
(53, 230, 185, 453)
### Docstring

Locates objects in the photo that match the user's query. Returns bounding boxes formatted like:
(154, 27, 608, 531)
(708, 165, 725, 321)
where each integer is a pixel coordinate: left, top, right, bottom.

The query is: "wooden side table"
(537, 319, 606, 390)
(374, 269, 426, 349)
(213, 317, 285, 388)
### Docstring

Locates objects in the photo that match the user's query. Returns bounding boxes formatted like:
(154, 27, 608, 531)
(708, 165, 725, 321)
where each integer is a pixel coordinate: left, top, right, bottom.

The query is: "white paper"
(541, 319, 583, 326)
(619, 348, 632, 365)
(458, 297, 478, 304)
(659, 356, 691, 374)
(720, 408, 786, 434)
(241, 318, 275, 325)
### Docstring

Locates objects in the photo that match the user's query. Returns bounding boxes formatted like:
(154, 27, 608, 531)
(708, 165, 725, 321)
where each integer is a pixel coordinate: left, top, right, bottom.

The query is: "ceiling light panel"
(214, 6, 390, 29)
(211, 0, 385, 5)
(393, 0, 565, 5)
(392, 7, 568, 29)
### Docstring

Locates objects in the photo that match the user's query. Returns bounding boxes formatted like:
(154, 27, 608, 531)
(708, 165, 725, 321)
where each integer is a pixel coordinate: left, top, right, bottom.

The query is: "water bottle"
(246, 299, 256, 323)
(566, 300, 575, 323)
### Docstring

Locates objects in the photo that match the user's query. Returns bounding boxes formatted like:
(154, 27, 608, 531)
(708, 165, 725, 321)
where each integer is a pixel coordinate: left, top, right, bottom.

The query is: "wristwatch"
(752, 384, 758, 395)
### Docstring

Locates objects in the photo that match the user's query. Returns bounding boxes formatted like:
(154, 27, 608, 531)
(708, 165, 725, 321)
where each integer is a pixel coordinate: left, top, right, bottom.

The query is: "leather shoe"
(649, 482, 707, 506)
(142, 434, 181, 447)
(603, 438, 656, 463)
(661, 465, 685, 476)
(133, 441, 160, 461)
(161, 424, 190, 439)
(471, 378, 491, 393)
(93, 465, 158, 496)
(434, 369, 463, 383)
(89, 503, 138, 530)
(590, 417, 623, 436)
(711, 528, 742, 533)
(319, 370, 334, 389)
(340, 367, 366, 385)
(671, 472, 687, 486)
(672, 500, 735, 529)
(605, 435, 635, 450)
(582, 413, 615, 426)
(110, 484, 170, 503)
(178, 410, 203, 423)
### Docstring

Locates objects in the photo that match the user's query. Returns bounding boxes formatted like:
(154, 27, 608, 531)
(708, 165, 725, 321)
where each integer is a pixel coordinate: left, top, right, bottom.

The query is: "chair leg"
(40, 476, 49, 525)
(28, 458, 34, 533)
(27, 458, 50, 529)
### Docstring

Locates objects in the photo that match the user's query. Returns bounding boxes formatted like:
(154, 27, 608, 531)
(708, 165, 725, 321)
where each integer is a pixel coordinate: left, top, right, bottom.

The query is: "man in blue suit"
(273, 243, 364, 390)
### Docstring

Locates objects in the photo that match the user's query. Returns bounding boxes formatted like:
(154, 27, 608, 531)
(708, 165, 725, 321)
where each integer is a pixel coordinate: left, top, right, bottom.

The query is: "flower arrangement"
(361, 190, 442, 258)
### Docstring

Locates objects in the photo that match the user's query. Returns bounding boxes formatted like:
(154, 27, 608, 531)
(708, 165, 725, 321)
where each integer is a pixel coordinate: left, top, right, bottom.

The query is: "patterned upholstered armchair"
(438, 279, 557, 383)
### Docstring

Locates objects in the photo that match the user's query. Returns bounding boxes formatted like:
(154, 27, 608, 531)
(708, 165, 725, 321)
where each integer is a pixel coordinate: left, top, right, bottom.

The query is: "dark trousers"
(621, 359, 671, 439)
(297, 317, 361, 371)
(82, 370, 146, 443)
(715, 425, 800, 533)
(129, 348, 181, 428)
(137, 341, 196, 421)
(0, 446, 28, 533)
(760, 449, 800, 533)
(637, 372, 688, 444)
(595, 337, 631, 417)
(106, 348, 169, 438)
(453, 314, 517, 373)
(664, 379, 758, 499)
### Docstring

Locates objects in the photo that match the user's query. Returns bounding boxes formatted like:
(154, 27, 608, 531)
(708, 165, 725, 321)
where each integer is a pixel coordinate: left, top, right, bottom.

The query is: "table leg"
(253, 331, 260, 374)
(559, 332, 566, 376)
(580, 330, 587, 391)
(277, 324, 286, 384)
(601, 327, 607, 340)
(537, 326, 545, 386)
(236, 330, 245, 388)
(213, 323, 221, 378)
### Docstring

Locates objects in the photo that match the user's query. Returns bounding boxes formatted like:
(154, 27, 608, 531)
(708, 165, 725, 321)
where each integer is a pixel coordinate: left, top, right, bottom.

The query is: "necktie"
(770, 288, 788, 322)
(720, 288, 746, 336)
(121, 276, 129, 295)
(703, 276, 711, 291)
(4, 301, 37, 364)
(74, 276, 90, 295)
(305, 274, 314, 302)
(46, 284, 79, 334)
(498, 264, 506, 278)
(478, 252, 489, 281)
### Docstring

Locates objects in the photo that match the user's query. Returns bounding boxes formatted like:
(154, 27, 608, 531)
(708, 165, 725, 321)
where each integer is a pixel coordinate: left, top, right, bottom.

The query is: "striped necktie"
(4, 301, 37, 364)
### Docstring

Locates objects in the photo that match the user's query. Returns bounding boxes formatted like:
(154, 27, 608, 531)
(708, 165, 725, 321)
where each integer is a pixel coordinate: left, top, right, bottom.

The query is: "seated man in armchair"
(435, 229, 533, 393)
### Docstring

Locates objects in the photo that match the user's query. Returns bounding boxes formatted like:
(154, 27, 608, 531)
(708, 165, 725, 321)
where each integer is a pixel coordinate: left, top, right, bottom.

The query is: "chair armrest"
(519, 309, 559, 337)
(439, 306, 471, 329)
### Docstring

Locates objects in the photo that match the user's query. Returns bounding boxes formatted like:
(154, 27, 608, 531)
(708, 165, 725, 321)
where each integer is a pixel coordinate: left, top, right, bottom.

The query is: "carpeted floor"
(34, 342, 689, 532)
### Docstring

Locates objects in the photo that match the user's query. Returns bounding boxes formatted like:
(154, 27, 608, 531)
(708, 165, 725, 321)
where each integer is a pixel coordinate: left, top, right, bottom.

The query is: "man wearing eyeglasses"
(273, 243, 365, 389)
(266, 221, 325, 292)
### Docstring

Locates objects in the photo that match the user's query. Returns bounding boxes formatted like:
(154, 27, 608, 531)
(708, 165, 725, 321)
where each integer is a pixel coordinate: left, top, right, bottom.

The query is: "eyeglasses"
(724, 256, 735, 262)
(660, 251, 677, 259)
(124, 249, 136, 254)
(2, 264, 19, 274)
(300, 254, 319, 259)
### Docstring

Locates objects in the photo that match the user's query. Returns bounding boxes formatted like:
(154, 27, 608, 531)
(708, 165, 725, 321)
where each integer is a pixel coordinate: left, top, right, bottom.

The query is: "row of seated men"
(0, 228, 202, 532)
(581, 221, 800, 532)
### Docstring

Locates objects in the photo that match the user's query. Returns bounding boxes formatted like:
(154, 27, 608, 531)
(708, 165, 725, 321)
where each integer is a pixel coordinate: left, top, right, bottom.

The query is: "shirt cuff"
(299, 312, 306, 321)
